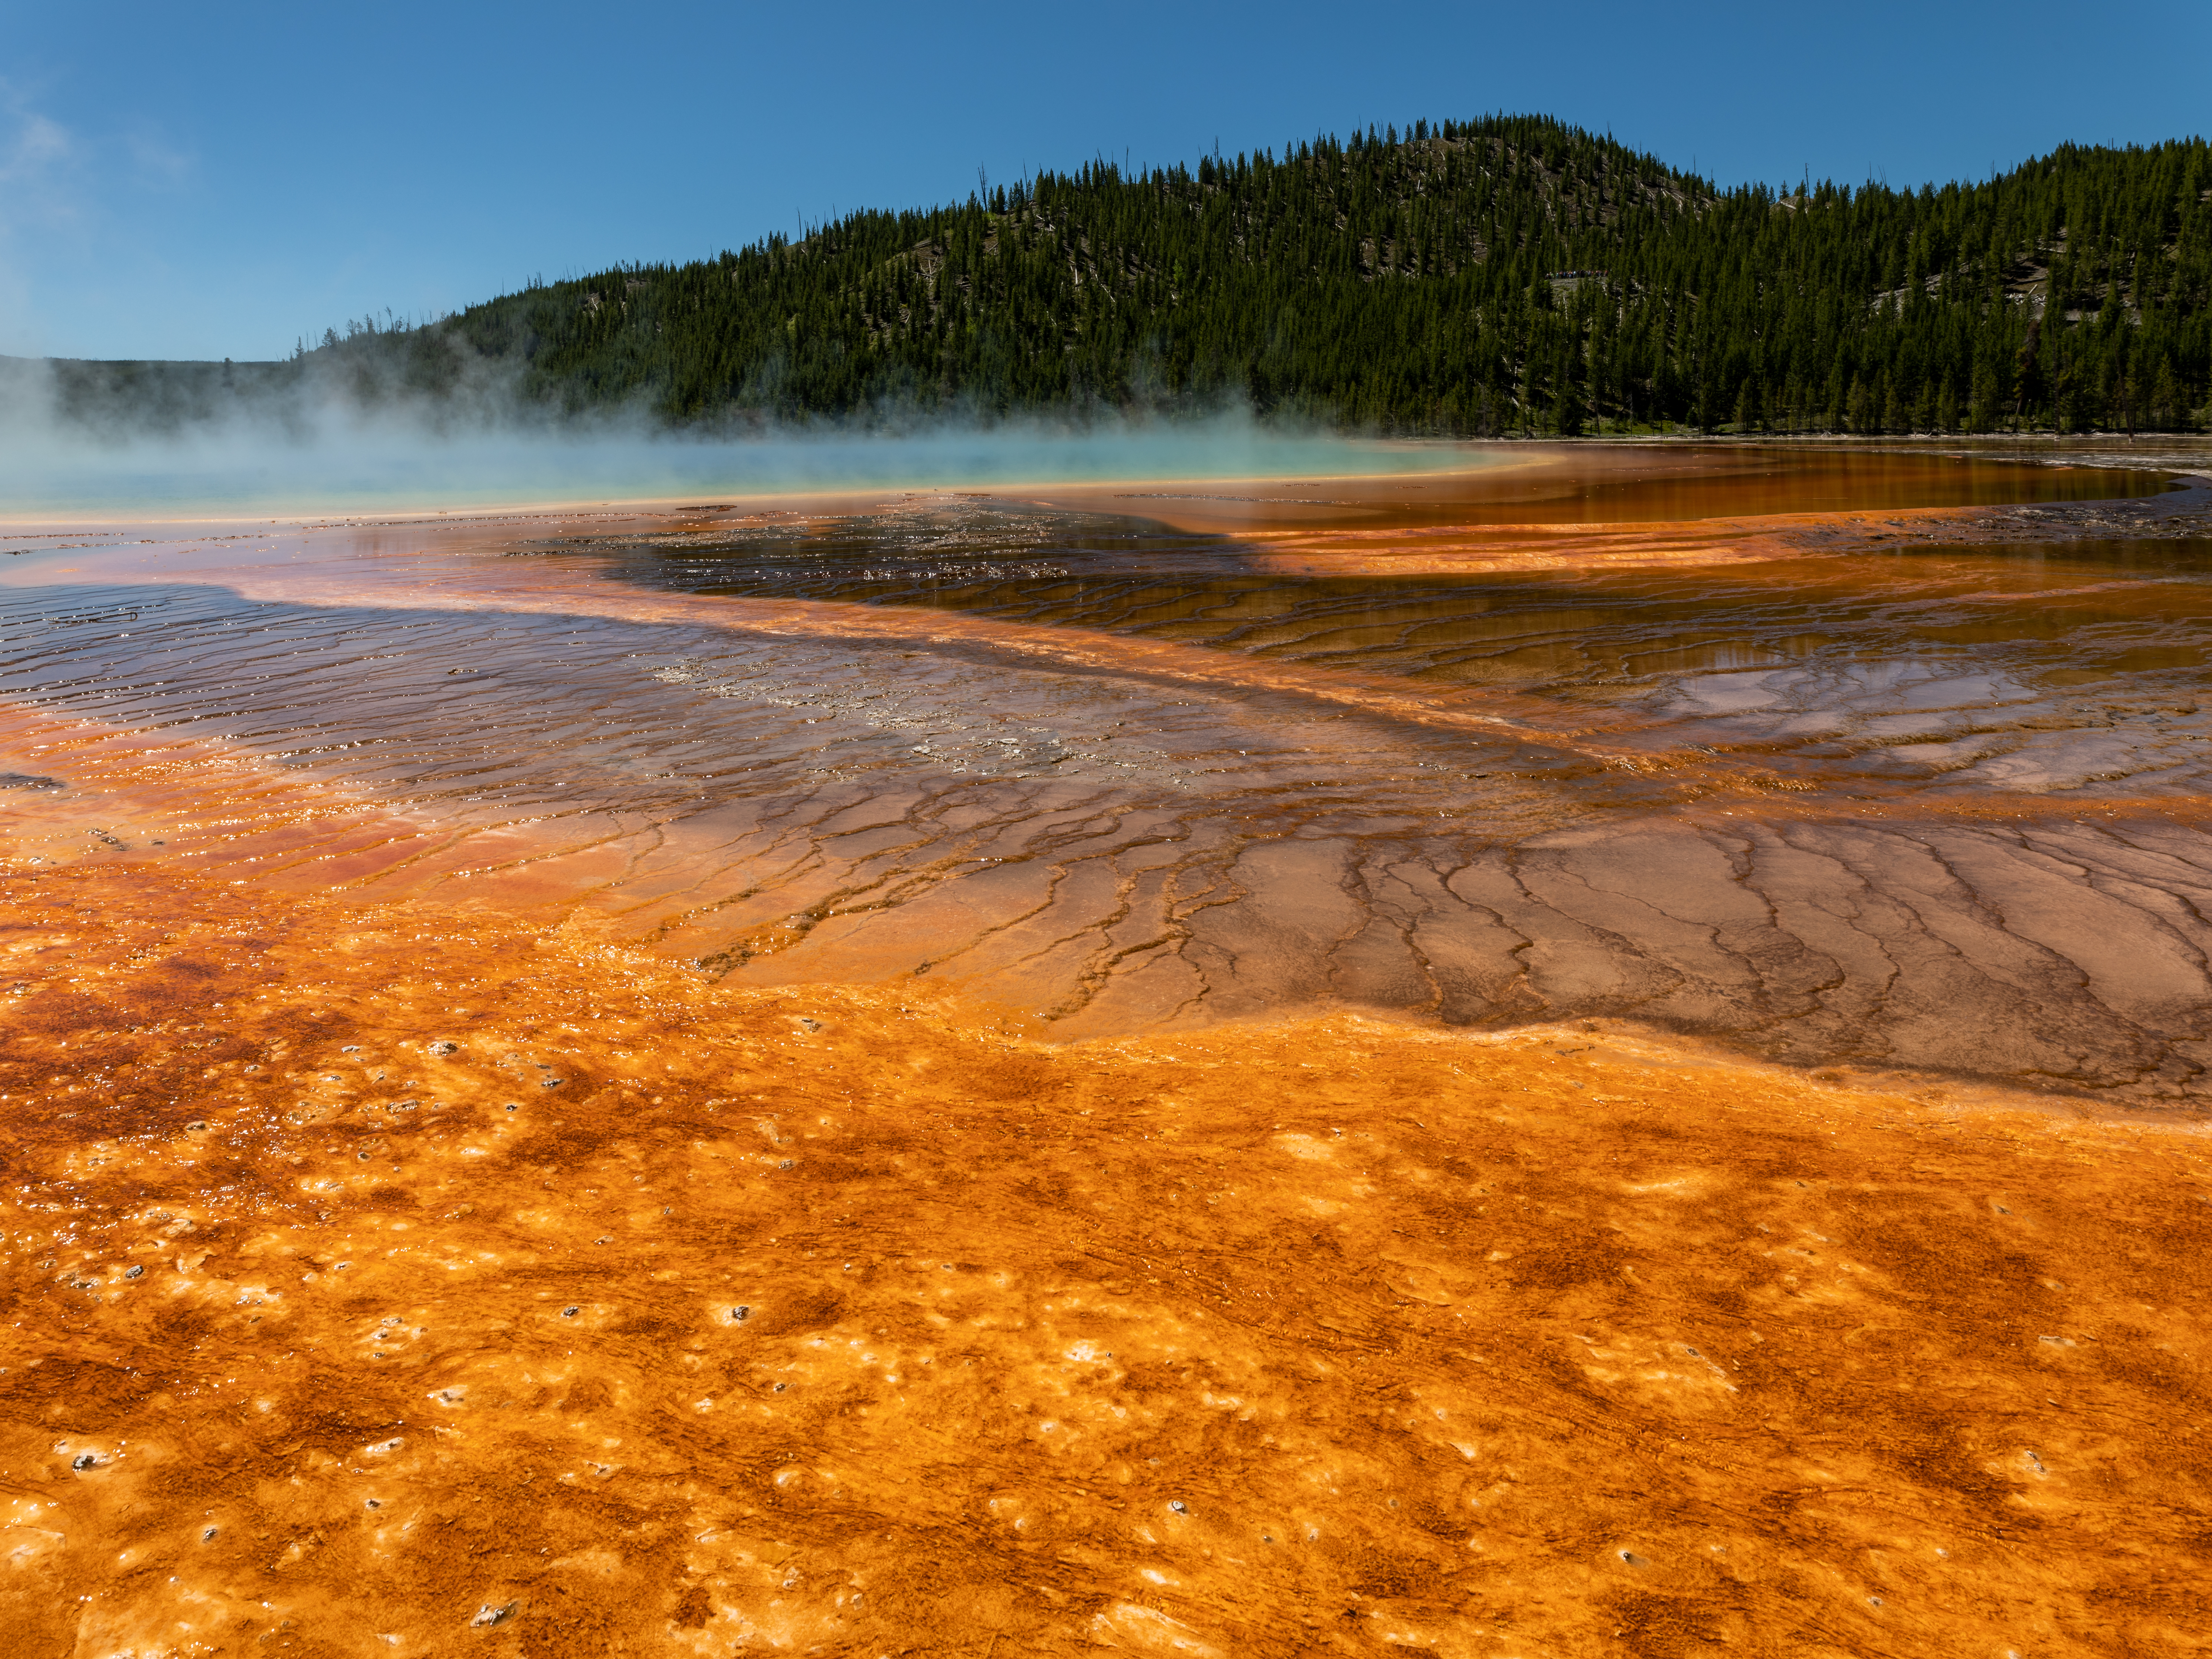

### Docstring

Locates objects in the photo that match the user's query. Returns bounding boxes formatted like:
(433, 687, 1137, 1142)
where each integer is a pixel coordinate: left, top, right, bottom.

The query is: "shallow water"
(7, 440, 2212, 1656)
(0, 420, 1493, 519)
(7, 446, 2212, 1093)
(588, 508, 2212, 799)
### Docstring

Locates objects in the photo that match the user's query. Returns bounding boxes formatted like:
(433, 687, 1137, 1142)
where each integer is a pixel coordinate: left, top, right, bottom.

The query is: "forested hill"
(65, 115, 2212, 436)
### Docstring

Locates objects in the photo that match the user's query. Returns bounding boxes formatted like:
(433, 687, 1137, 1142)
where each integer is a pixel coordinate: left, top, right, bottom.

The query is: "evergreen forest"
(78, 116, 2212, 436)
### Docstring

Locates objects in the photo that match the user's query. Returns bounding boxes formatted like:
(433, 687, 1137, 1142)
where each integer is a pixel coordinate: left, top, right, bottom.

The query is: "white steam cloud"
(0, 351, 1472, 521)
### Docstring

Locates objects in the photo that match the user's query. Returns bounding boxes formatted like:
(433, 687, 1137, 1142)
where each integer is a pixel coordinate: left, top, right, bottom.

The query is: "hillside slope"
(51, 115, 2212, 436)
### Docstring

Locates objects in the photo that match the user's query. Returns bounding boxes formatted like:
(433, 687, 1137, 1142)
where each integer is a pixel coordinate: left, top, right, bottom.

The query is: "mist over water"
(0, 357, 1476, 518)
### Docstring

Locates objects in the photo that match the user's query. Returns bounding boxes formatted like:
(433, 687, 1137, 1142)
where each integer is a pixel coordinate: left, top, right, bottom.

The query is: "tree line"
(308, 114, 2212, 436)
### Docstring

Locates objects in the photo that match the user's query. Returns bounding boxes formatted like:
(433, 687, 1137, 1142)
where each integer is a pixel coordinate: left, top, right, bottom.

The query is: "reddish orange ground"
(4, 725, 2210, 1658)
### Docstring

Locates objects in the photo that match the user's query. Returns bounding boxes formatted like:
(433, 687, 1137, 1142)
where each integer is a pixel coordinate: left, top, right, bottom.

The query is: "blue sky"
(6, 0, 2206, 362)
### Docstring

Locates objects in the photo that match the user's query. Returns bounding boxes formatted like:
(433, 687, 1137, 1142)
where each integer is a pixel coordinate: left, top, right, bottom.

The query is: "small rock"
(470, 1601, 517, 1628)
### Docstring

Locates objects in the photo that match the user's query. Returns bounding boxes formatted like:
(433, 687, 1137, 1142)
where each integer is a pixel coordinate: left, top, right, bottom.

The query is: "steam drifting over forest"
(37, 114, 2212, 437)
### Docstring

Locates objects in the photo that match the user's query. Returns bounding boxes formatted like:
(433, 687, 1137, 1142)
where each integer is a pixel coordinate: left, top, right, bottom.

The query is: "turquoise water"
(0, 415, 1485, 519)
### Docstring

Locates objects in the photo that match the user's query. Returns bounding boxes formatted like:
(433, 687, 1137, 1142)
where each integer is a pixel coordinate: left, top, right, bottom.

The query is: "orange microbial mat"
(4, 439, 2212, 1656)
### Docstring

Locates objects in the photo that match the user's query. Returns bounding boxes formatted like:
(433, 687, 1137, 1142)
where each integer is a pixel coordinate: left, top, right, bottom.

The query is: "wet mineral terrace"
(4, 440, 2212, 1656)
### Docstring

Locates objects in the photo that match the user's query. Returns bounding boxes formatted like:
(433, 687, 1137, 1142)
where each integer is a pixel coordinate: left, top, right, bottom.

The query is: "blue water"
(0, 413, 1488, 520)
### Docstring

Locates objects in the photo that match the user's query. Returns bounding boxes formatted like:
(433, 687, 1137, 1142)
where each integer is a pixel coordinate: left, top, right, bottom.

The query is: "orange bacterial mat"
(6, 442, 2212, 1656)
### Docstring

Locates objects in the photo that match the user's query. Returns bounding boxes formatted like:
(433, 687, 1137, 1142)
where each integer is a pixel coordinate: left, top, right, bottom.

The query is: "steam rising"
(0, 352, 1471, 520)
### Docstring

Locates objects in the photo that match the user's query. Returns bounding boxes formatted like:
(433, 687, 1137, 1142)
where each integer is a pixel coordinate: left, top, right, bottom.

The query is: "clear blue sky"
(6, 0, 2205, 362)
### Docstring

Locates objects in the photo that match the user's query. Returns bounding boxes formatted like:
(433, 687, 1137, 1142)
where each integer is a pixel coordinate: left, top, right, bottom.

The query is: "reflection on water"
(1108, 445, 2172, 527)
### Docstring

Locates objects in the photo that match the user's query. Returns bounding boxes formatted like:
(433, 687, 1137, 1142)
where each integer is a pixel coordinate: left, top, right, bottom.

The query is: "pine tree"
(241, 122, 2212, 439)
